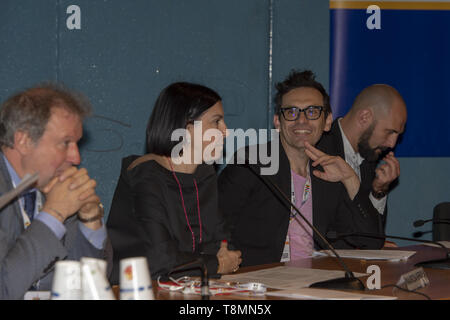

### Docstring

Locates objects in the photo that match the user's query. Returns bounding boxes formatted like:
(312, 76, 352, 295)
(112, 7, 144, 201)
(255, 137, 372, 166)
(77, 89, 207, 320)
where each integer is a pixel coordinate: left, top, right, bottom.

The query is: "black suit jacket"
(218, 140, 384, 267)
(317, 119, 388, 228)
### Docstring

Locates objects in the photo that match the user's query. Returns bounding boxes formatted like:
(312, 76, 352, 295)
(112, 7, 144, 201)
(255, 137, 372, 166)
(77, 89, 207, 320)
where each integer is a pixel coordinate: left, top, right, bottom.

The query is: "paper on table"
(0, 173, 39, 210)
(422, 241, 450, 249)
(313, 249, 416, 261)
(221, 266, 367, 291)
(266, 288, 397, 300)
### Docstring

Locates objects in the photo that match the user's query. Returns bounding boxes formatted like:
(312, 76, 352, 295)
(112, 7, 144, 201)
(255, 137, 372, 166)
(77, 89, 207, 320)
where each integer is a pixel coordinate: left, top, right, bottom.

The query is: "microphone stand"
(241, 163, 365, 291)
(329, 231, 450, 270)
(200, 260, 210, 300)
(169, 258, 210, 300)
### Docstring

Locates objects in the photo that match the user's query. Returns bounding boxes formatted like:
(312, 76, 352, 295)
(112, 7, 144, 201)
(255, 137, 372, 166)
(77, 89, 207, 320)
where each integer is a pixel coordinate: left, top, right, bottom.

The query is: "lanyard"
(282, 165, 312, 262)
(168, 159, 202, 252)
(290, 165, 311, 219)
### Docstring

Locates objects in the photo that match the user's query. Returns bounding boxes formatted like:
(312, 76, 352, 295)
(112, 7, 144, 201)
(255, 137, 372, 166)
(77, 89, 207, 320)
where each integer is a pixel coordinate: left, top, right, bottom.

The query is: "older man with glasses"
(218, 70, 384, 267)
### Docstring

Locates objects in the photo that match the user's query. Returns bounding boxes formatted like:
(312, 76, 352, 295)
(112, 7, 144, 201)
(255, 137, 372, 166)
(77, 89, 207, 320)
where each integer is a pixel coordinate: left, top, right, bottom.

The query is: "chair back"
(432, 202, 450, 241)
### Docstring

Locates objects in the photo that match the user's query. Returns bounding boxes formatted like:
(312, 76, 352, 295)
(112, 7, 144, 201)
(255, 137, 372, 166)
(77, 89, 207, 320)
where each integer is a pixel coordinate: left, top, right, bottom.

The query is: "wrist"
(44, 207, 65, 223)
(342, 174, 360, 200)
(78, 203, 104, 223)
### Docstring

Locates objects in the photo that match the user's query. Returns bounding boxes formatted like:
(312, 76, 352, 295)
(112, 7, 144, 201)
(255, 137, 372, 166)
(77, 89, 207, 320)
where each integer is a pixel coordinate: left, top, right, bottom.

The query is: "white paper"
(266, 288, 397, 300)
(313, 249, 416, 261)
(221, 266, 367, 290)
(422, 241, 450, 249)
(0, 172, 39, 210)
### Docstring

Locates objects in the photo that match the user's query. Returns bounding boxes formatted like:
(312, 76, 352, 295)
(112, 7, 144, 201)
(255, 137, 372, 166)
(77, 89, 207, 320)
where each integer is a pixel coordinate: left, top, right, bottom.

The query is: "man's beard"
(357, 123, 389, 162)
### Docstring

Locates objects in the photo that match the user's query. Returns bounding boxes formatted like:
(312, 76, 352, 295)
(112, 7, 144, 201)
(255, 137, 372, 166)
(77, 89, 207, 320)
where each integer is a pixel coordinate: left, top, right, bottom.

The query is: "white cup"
(51, 260, 82, 300)
(81, 257, 115, 300)
(119, 257, 154, 300)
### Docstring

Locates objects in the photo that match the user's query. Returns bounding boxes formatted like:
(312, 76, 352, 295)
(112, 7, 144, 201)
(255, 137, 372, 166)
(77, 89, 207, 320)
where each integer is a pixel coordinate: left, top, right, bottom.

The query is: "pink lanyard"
(168, 160, 202, 252)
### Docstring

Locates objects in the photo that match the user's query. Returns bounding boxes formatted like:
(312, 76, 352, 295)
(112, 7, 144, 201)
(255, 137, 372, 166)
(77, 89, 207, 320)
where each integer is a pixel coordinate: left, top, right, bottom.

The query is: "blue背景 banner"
(330, 0, 450, 156)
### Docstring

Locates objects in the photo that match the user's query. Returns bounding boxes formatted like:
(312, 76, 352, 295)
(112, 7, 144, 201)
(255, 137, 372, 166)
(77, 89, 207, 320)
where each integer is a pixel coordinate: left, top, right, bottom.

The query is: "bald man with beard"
(316, 84, 408, 240)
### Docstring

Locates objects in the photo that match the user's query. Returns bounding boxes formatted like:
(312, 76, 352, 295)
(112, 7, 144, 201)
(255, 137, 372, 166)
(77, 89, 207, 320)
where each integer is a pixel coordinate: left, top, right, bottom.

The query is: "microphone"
(413, 219, 450, 227)
(237, 162, 365, 291)
(169, 257, 210, 300)
(327, 231, 450, 270)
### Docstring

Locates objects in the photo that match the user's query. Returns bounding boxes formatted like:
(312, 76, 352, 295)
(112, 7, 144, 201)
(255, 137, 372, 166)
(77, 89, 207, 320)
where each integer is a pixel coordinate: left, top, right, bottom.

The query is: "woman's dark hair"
(146, 82, 221, 155)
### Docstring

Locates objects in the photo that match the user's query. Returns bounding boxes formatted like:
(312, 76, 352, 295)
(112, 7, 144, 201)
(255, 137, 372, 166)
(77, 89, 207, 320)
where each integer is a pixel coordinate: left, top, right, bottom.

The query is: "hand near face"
(41, 167, 98, 222)
(216, 241, 242, 274)
(304, 141, 360, 200)
(372, 151, 400, 193)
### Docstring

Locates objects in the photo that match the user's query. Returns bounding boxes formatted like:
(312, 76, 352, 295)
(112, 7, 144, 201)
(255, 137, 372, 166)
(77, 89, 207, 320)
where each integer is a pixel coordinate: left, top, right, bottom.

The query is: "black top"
(107, 155, 228, 283)
(218, 140, 384, 267)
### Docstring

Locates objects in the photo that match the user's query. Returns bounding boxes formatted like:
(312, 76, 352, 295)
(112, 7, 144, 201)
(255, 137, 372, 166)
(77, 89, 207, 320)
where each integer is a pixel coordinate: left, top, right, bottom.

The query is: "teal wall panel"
(0, 0, 448, 245)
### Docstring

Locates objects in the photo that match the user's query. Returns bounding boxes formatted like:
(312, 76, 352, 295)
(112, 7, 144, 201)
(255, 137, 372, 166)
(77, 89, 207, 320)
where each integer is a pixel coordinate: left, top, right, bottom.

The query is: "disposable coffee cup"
(81, 257, 115, 300)
(51, 260, 82, 300)
(119, 257, 154, 300)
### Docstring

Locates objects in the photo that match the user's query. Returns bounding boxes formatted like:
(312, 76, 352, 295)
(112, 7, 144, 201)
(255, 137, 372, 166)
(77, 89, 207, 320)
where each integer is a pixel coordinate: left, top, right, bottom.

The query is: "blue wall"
(0, 0, 447, 245)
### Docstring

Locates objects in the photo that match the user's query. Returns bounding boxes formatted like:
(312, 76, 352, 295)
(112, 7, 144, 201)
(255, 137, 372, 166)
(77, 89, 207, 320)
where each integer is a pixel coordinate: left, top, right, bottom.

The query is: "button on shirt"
(3, 155, 107, 249)
(337, 119, 386, 215)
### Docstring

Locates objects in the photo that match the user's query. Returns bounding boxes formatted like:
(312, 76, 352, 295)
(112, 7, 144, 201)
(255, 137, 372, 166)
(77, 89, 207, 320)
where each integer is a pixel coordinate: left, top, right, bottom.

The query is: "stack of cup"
(51, 258, 115, 300)
(80, 257, 115, 300)
(119, 257, 154, 300)
(51, 260, 82, 300)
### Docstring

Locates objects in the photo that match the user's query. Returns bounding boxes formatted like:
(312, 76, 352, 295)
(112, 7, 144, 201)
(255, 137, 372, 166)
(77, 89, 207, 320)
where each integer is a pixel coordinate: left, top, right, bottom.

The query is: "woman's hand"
(216, 241, 242, 274)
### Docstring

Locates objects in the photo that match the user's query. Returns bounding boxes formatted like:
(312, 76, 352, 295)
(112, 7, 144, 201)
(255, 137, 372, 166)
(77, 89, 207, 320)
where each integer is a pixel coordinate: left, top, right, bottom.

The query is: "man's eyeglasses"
(279, 106, 324, 121)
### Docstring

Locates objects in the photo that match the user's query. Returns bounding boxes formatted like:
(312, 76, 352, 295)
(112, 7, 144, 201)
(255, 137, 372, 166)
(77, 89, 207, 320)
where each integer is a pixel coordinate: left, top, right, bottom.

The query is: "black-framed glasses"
(279, 105, 324, 121)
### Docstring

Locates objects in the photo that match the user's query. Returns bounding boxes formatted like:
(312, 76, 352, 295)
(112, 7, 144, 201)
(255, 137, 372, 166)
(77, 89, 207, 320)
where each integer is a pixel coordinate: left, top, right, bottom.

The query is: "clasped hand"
(216, 241, 242, 274)
(41, 167, 100, 222)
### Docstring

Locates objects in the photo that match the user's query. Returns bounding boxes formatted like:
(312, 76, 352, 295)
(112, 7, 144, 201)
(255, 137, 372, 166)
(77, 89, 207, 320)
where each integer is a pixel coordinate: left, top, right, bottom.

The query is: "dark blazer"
(317, 119, 388, 228)
(218, 140, 384, 267)
(0, 153, 112, 299)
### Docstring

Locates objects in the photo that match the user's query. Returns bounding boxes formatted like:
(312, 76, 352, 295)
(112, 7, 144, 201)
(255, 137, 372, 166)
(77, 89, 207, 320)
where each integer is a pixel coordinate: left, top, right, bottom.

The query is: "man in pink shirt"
(219, 70, 384, 267)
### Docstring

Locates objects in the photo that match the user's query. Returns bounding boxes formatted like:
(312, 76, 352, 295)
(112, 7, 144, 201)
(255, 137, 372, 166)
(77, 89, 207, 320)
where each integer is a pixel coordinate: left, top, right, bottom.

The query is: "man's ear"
(357, 108, 374, 130)
(323, 112, 333, 132)
(273, 114, 281, 132)
(14, 131, 33, 155)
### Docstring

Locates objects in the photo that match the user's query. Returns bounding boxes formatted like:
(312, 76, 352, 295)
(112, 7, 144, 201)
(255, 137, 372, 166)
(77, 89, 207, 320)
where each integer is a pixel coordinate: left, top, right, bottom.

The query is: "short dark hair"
(146, 82, 221, 156)
(274, 70, 331, 115)
(0, 83, 91, 148)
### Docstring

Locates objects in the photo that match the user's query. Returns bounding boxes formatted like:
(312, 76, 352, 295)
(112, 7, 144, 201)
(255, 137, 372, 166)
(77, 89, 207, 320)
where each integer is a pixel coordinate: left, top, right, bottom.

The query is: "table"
(113, 244, 450, 300)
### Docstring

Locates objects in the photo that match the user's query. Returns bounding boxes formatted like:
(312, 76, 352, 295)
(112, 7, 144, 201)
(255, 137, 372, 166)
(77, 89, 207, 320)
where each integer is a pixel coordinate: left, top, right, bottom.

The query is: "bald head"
(350, 84, 406, 120)
(340, 84, 407, 160)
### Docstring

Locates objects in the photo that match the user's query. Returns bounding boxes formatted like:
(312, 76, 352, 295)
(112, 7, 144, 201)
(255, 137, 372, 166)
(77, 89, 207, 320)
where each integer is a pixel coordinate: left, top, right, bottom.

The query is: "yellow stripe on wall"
(330, 1, 450, 10)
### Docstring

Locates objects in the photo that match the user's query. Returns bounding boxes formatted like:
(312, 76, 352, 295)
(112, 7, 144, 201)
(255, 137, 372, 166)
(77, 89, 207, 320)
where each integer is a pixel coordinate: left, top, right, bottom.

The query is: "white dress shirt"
(337, 119, 386, 215)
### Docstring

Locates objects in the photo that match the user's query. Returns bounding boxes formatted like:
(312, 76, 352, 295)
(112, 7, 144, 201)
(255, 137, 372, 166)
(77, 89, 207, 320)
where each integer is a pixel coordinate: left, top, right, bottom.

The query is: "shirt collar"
(2, 153, 37, 192)
(2, 153, 22, 188)
(337, 118, 365, 166)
